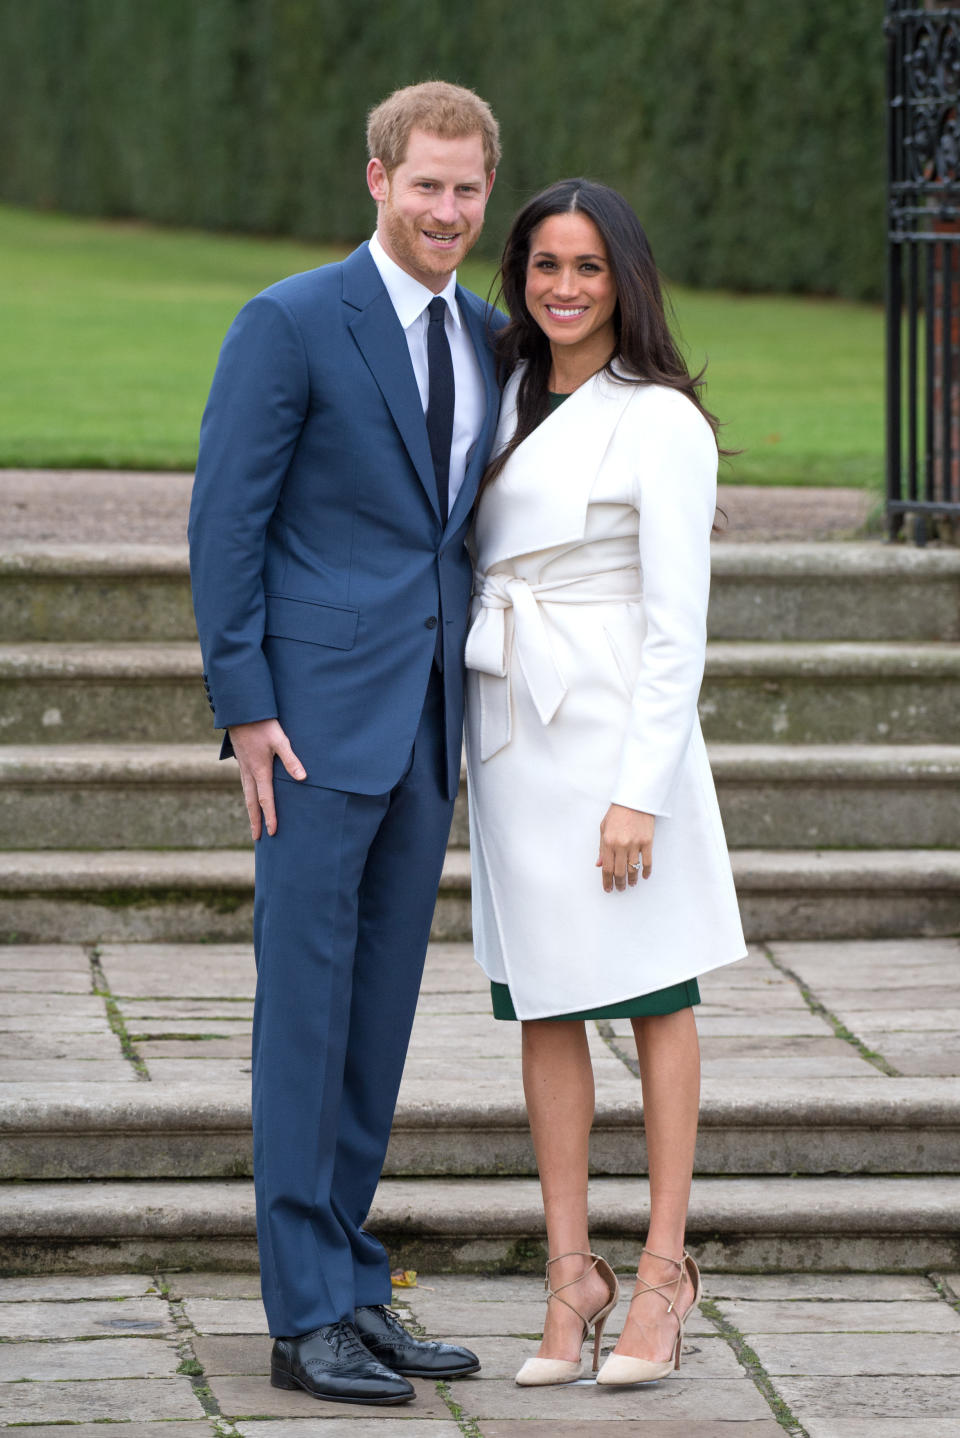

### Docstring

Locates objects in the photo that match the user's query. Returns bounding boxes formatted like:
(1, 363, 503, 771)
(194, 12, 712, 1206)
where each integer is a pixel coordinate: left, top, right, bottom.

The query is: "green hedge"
(0, 0, 885, 297)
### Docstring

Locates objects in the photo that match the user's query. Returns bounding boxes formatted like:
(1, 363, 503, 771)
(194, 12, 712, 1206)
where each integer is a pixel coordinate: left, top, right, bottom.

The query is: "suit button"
(424, 616, 438, 629)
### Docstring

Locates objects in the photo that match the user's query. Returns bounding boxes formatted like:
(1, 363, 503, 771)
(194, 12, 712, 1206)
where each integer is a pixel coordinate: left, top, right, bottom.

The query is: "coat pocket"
(602, 621, 639, 694)
(264, 594, 359, 650)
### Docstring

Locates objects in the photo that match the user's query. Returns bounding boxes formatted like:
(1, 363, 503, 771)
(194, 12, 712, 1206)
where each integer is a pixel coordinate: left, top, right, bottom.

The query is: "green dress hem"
(490, 977, 701, 1022)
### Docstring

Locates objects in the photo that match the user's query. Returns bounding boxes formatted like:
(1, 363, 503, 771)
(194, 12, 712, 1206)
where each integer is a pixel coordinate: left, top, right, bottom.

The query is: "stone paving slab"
(8, 1427, 215, 1438)
(722, 1298, 960, 1331)
(1, 968, 94, 993)
(459, 1375, 770, 1422)
(145, 1058, 253, 1082)
(748, 1331, 960, 1376)
(0, 1058, 136, 1082)
(699, 1058, 881, 1080)
(774, 1373, 960, 1419)
(707, 1273, 940, 1300)
(235, 1424, 463, 1437)
(479, 1426, 783, 1438)
(129, 1018, 253, 1037)
(0, 1334, 181, 1380)
(0, 1375, 205, 1423)
(139, 1036, 251, 1058)
(0, 1296, 173, 1338)
(817, 984, 960, 1011)
(118, 999, 255, 1022)
(773, 937, 960, 967)
(0, 1013, 112, 1032)
(861, 1039, 960, 1077)
(0, 1272, 160, 1299)
(0, 946, 91, 970)
(804, 1423, 960, 1438)
(182, 1296, 269, 1334)
(208, 1373, 451, 1420)
(0, 992, 105, 1018)
(99, 943, 255, 999)
(168, 1271, 262, 1299)
(693, 1012, 835, 1036)
(0, 1031, 118, 1058)
(848, 1007, 960, 1032)
(192, 1332, 269, 1374)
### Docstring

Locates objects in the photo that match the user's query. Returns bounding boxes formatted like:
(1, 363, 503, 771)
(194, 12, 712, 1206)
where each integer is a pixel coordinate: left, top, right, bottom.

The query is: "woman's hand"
(597, 804, 655, 892)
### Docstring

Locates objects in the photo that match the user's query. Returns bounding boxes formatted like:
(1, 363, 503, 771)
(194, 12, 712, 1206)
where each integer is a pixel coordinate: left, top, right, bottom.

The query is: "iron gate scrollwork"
(887, 0, 960, 541)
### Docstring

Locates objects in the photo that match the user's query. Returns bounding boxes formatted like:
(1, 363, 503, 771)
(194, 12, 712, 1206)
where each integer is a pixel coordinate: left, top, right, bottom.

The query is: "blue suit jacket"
(188, 243, 504, 801)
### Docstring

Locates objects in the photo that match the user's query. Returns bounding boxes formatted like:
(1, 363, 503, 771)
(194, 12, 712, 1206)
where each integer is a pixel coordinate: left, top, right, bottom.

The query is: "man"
(188, 81, 503, 1405)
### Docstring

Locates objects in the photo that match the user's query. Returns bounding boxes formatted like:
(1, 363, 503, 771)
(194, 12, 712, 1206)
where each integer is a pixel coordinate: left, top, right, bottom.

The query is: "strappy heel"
(515, 1250, 620, 1386)
(595, 1247, 701, 1385)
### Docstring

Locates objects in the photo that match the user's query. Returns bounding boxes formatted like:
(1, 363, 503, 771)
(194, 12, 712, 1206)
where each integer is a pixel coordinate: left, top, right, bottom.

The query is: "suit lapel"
(343, 246, 441, 522)
(446, 289, 500, 532)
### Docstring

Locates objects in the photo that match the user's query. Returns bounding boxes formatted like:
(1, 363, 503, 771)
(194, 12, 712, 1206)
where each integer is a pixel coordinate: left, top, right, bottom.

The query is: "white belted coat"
(464, 367, 746, 1019)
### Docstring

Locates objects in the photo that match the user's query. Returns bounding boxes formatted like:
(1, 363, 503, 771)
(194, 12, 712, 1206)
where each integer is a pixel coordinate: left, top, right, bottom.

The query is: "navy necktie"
(426, 296, 455, 526)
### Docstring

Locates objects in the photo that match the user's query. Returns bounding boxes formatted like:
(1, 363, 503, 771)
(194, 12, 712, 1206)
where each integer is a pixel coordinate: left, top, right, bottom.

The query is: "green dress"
(488, 391, 701, 1023)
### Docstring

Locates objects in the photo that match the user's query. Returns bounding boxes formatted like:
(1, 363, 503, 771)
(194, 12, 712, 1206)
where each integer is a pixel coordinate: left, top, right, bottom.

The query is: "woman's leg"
(521, 1018, 612, 1360)
(611, 1006, 701, 1361)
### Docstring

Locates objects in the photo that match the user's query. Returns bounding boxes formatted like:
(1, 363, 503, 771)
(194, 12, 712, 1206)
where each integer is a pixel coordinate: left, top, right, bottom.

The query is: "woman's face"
(524, 212, 618, 357)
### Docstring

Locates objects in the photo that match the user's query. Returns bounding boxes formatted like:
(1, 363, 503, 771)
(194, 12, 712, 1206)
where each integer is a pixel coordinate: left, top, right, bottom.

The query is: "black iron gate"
(886, 1, 960, 541)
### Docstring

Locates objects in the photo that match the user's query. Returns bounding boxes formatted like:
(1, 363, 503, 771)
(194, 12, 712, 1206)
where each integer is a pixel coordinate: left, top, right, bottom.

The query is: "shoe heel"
(270, 1368, 298, 1390)
(591, 1315, 608, 1373)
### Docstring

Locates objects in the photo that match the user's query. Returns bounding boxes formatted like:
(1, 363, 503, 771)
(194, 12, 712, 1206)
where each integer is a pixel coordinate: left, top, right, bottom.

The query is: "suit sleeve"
(610, 391, 717, 816)
(188, 293, 310, 731)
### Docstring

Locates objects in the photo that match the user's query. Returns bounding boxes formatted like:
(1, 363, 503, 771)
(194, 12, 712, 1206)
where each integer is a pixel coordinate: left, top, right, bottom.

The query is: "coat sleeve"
(188, 292, 310, 731)
(610, 389, 717, 816)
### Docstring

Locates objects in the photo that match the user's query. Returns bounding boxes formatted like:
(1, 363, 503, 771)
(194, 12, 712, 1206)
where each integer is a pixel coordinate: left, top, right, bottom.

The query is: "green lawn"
(1, 204, 883, 485)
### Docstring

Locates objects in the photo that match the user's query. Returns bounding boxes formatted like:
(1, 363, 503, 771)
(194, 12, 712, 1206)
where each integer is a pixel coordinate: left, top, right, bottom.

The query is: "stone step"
(4, 542, 960, 642)
(2, 640, 959, 744)
(0, 1174, 955, 1273)
(708, 541, 960, 641)
(1, 742, 958, 851)
(1, 847, 958, 944)
(2, 1079, 956, 1182)
(0, 545, 195, 643)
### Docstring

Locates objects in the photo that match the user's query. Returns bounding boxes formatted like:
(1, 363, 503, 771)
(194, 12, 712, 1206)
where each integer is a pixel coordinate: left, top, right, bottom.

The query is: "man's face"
(367, 127, 495, 292)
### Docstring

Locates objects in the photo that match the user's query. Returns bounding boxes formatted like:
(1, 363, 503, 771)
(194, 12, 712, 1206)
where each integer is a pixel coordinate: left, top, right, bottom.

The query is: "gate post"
(886, 0, 960, 542)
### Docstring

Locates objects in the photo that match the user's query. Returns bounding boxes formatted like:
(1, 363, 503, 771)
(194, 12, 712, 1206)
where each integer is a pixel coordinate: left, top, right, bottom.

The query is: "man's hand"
(228, 719, 306, 839)
(597, 803, 655, 892)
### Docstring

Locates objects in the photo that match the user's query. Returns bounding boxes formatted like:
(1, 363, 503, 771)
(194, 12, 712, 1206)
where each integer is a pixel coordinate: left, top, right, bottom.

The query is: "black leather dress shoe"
(355, 1303, 481, 1378)
(271, 1321, 415, 1404)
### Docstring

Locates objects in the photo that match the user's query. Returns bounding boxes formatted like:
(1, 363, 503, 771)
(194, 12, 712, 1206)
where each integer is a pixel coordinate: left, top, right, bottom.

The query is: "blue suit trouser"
(251, 669, 454, 1337)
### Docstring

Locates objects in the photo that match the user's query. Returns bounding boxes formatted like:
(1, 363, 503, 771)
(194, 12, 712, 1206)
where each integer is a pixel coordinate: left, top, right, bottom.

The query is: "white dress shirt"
(368, 233, 486, 514)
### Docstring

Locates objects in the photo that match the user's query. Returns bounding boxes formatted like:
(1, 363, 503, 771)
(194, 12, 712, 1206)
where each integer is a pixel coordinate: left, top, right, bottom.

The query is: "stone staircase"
(0, 537, 959, 1274)
(1, 542, 959, 944)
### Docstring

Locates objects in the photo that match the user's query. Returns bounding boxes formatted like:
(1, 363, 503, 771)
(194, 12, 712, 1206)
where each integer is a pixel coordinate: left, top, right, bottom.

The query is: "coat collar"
(474, 365, 641, 568)
(342, 244, 500, 531)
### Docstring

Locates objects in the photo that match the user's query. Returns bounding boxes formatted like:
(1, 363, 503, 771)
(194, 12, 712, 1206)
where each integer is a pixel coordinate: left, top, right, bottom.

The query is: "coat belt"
(464, 567, 644, 760)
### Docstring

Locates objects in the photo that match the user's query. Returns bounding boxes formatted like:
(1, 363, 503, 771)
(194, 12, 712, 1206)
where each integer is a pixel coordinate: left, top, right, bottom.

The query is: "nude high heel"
(595, 1248, 701, 1385)
(515, 1250, 620, 1386)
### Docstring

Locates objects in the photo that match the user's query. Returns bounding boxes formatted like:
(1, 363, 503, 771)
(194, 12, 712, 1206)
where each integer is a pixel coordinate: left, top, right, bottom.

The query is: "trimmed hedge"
(0, 0, 884, 297)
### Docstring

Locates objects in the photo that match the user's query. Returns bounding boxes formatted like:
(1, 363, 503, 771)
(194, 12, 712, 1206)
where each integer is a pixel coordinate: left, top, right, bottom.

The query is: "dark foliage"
(0, 0, 884, 297)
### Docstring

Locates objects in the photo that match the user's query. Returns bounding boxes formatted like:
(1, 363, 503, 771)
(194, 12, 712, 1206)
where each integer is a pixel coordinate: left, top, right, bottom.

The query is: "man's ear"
(484, 169, 496, 201)
(367, 157, 389, 204)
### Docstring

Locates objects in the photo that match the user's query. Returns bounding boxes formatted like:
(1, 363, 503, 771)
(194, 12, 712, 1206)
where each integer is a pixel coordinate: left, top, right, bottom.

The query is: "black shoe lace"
(318, 1321, 377, 1364)
(367, 1303, 414, 1341)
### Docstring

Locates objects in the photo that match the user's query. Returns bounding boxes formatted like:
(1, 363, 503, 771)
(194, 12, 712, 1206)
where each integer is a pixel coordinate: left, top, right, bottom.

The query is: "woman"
(464, 180, 746, 1388)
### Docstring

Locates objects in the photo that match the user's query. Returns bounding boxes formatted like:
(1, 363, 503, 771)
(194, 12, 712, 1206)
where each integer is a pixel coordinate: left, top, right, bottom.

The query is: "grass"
(1, 203, 883, 485)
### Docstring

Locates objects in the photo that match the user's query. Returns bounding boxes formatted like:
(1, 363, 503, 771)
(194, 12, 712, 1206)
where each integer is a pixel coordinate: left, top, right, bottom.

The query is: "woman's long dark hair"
(484, 178, 726, 487)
